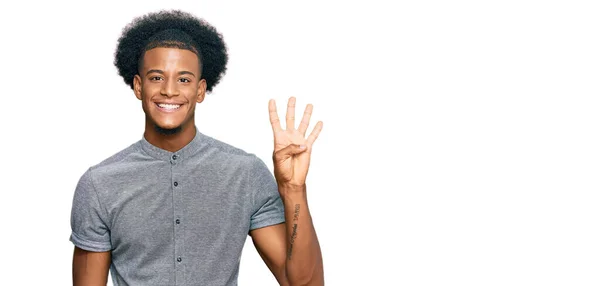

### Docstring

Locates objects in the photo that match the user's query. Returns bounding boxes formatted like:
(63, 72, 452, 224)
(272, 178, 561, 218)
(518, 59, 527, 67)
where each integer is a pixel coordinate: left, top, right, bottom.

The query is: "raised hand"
(269, 97, 323, 188)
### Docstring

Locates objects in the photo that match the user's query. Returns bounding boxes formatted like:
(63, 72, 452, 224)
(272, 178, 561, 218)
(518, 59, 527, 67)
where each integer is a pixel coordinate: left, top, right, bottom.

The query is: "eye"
(179, 78, 191, 83)
(150, 76, 163, 81)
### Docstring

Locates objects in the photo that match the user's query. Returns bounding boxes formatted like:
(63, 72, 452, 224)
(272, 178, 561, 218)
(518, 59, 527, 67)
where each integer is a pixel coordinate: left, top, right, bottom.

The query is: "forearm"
(280, 184, 324, 286)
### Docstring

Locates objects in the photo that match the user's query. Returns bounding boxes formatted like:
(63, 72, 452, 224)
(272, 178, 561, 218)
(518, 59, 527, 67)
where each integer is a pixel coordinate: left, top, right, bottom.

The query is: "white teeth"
(157, 103, 181, 110)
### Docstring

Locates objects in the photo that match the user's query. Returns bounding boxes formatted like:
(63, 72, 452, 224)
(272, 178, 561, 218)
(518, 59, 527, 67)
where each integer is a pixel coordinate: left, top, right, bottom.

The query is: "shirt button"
(177, 257, 182, 262)
(176, 219, 180, 224)
(172, 154, 178, 160)
(174, 182, 178, 187)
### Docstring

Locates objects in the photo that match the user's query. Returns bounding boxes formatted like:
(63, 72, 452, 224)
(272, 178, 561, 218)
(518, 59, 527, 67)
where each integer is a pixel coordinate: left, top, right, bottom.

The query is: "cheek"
(141, 86, 158, 100)
(139, 90, 155, 111)
(185, 88, 201, 102)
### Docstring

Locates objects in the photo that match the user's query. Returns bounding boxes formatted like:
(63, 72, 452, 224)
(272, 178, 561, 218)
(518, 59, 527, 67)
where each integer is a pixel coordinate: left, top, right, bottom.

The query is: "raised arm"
(250, 97, 324, 286)
(73, 247, 111, 286)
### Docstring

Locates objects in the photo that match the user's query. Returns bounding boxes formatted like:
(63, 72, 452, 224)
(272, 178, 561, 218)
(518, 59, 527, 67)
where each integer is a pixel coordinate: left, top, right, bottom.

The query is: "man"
(70, 10, 324, 286)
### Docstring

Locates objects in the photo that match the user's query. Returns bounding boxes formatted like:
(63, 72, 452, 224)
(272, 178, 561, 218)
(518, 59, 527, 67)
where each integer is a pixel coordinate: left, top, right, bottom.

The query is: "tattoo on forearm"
(287, 204, 301, 260)
(293, 204, 300, 221)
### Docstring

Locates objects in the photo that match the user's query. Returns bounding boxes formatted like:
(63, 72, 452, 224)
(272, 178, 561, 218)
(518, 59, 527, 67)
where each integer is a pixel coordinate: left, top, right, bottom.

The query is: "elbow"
(285, 262, 324, 286)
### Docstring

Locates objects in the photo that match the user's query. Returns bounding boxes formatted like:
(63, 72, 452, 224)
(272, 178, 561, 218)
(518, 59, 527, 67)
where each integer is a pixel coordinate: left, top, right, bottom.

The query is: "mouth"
(155, 103, 183, 112)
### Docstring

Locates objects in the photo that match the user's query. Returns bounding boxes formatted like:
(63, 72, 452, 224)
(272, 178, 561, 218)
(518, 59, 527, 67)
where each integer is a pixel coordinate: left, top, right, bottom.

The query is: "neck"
(143, 120, 196, 152)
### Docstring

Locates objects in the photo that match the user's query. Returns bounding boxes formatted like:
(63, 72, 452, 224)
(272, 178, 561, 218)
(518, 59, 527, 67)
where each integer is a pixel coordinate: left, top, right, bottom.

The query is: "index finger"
(268, 99, 283, 133)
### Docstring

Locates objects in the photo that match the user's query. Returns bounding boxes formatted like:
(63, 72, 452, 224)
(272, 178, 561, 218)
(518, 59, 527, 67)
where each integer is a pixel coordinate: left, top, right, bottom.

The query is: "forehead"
(141, 47, 200, 72)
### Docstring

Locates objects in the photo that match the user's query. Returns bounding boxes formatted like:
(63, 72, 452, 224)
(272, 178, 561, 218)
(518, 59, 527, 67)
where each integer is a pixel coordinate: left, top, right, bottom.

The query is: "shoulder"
(85, 141, 145, 181)
(94, 141, 143, 167)
(198, 132, 264, 166)
(195, 132, 275, 184)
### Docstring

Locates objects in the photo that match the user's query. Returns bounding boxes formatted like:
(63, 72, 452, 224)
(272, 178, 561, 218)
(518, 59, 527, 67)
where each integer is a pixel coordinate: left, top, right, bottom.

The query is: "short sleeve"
(69, 168, 112, 252)
(249, 156, 285, 231)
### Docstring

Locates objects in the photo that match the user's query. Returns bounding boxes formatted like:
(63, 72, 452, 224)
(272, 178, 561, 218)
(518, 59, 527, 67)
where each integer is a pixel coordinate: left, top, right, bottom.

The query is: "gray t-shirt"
(70, 128, 285, 285)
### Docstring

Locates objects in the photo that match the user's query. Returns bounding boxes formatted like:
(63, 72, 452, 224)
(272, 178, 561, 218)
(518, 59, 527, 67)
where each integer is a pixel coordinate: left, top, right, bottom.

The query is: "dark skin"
(73, 47, 324, 285)
(72, 247, 110, 286)
(134, 47, 207, 151)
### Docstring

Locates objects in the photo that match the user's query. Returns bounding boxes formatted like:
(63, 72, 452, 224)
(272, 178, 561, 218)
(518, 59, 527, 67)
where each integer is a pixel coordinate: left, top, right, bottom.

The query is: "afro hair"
(114, 10, 228, 93)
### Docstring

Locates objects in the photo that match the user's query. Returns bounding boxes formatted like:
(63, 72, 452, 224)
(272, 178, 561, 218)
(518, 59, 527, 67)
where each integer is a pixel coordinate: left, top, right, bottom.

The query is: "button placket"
(171, 154, 185, 283)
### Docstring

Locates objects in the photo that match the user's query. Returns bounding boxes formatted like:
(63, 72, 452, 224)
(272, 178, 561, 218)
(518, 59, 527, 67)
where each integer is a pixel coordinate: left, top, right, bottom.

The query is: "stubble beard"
(154, 124, 183, 135)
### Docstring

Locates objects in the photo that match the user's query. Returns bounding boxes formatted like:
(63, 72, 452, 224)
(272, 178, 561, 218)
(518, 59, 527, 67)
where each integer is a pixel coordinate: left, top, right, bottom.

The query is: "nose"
(160, 78, 180, 98)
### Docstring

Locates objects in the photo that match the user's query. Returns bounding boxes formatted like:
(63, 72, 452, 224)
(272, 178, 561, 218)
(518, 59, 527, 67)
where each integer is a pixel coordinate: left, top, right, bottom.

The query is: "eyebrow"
(145, 69, 197, 78)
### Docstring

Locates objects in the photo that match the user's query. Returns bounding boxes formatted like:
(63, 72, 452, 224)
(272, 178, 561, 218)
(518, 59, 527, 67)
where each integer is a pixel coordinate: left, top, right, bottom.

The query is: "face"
(133, 47, 206, 133)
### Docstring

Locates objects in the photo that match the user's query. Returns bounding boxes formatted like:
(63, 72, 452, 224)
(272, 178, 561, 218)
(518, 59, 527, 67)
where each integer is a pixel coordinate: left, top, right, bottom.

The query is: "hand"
(269, 97, 323, 188)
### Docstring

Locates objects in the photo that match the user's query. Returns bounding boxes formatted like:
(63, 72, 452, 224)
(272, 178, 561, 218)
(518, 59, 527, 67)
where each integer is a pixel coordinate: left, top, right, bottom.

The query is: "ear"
(196, 79, 207, 104)
(133, 74, 143, 100)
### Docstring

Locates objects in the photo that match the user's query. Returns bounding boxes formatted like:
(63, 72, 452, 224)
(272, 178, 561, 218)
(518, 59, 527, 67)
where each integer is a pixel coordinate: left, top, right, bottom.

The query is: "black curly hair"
(114, 10, 228, 93)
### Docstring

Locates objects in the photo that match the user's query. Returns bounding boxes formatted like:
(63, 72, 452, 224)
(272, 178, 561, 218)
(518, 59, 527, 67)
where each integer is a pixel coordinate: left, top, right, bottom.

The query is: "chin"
(151, 115, 186, 131)
(154, 120, 183, 129)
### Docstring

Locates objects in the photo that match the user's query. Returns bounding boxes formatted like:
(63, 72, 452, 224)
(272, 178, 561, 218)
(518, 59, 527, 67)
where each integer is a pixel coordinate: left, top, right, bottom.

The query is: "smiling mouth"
(155, 103, 182, 112)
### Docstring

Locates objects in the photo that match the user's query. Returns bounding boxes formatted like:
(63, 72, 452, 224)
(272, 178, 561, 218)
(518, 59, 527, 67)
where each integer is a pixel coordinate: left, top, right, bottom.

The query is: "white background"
(0, 0, 598, 285)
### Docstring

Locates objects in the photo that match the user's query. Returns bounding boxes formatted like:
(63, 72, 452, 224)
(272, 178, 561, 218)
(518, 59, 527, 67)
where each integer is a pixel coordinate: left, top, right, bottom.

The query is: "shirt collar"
(139, 127, 204, 162)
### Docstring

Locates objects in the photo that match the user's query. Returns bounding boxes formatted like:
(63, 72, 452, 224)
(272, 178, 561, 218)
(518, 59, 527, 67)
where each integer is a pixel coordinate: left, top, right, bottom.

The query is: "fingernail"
(299, 145, 306, 149)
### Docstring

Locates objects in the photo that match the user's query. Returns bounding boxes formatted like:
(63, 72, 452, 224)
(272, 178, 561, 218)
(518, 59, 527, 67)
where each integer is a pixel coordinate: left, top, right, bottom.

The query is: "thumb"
(273, 144, 307, 162)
